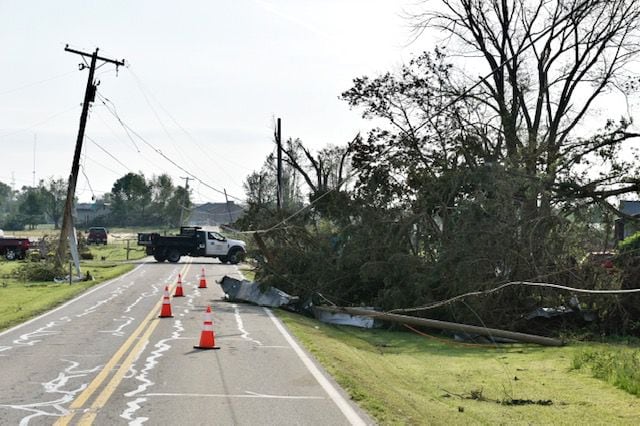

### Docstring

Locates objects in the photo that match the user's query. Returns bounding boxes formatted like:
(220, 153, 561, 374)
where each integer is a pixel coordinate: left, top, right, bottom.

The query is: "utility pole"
(179, 176, 191, 226)
(275, 117, 282, 211)
(224, 188, 233, 224)
(57, 45, 125, 267)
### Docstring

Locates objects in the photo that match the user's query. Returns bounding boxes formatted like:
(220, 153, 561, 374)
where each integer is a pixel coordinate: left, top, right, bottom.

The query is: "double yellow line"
(55, 262, 192, 426)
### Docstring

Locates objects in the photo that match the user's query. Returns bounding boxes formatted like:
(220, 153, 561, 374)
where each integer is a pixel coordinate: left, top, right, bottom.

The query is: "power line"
(0, 104, 80, 138)
(85, 134, 132, 172)
(96, 93, 247, 205)
(0, 70, 77, 97)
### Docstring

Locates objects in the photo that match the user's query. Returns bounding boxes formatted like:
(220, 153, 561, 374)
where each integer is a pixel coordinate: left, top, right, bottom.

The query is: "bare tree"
(411, 0, 640, 219)
(281, 135, 357, 196)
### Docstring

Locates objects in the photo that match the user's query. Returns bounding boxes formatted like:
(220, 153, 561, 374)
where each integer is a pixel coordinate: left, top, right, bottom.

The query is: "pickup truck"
(138, 226, 246, 264)
(0, 235, 30, 260)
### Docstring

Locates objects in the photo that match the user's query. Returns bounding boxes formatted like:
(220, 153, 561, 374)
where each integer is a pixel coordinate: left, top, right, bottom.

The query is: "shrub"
(14, 261, 63, 282)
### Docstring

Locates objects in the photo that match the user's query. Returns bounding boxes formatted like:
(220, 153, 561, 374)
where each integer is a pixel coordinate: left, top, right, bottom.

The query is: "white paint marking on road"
(0, 359, 102, 426)
(124, 285, 159, 313)
(232, 303, 263, 346)
(120, 398, 148, 426)
(13, 318, 70, 346)
(120, 320, 185, 424)
(265, 308, 367, 426)
(142, 392, 324, 400)
(99, 316, 135, 337)
(0, 263, 145, 339)
(75, 281, 136, 318)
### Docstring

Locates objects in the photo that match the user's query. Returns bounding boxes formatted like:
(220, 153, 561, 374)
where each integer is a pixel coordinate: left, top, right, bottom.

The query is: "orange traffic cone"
(174, 274, 185, 297)
(198, 268, 207, 289)
(194, 305, 219, 350)
(159, 286, 173, 318)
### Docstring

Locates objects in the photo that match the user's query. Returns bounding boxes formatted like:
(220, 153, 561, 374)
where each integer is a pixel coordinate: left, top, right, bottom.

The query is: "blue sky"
(0, 0, 432, 203)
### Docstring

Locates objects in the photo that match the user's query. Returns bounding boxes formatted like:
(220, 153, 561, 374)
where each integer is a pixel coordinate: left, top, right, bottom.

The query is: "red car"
(87, 227, 108, 245)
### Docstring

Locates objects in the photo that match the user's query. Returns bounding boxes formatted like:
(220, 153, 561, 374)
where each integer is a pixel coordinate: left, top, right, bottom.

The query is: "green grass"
(572, 348, 640, 396)
(277, 311, 640, 425)
(0, 259, 135, 331)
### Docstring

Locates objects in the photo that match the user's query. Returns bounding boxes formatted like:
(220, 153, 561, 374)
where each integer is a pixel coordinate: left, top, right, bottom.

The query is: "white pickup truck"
(137, 226, 246, 264)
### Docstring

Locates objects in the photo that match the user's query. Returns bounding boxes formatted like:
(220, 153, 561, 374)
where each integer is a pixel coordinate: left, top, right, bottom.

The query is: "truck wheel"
(227, 248, 245, 265)
(167, 249, 181, 263)
(154, 253, 167, 262)
(5, 249, 16, 261)
(218, 256, 228, 264)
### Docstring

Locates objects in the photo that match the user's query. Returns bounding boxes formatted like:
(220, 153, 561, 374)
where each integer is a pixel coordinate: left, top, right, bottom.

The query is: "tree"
(110, 172, 151, 225)
(410, 0, 640, 221)
(17, 186, 46, 229)
(42, 178, 67, 229)
(149, 174, 175, 225)
(281, 137, 355, 197)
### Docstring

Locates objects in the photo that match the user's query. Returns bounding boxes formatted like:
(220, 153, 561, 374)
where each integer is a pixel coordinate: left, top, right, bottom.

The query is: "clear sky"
(0, 0, 432, 203)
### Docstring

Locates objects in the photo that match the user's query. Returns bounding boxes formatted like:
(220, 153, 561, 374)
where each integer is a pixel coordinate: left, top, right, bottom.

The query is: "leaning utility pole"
(275, 117, 282, 211)
(57, 45, 125, 267)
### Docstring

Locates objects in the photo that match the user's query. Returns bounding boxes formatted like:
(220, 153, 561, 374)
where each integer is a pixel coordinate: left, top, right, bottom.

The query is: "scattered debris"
(312, 305, 381, 328)
(502, 399, 553, 406)
(218, 275, 298, 307)
(442, 388, 553, 406)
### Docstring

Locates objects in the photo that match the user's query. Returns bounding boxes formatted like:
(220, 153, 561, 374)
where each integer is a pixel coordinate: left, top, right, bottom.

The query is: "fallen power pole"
(56, 45, 125, 267)
(316, 306, 563, 347)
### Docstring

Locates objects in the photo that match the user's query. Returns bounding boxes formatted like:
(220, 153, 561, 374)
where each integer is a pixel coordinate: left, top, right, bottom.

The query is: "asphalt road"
(0, 258, 371, 425)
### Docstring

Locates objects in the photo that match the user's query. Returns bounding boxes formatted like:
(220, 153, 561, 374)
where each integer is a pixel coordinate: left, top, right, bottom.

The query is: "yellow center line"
(55, 261, 192, 426)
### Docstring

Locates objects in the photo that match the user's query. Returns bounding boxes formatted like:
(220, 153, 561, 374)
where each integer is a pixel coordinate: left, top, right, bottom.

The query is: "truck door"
(205, 231, 229, 256)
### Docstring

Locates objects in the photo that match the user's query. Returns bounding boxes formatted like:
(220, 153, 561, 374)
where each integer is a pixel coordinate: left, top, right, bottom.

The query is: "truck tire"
(154, 253, 167, 262)
(218, 256, 228, 264)
(167, 249, 181, 263)
(227, 247, 245, 265)
(5, 249, 16, 261)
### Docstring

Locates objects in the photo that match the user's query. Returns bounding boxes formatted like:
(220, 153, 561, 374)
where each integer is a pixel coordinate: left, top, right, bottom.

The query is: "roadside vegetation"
(572, 347, 640, 397)
(236, 0, 640, 340)
(279, 311, 640, 425)
(0, 235, 147, 331)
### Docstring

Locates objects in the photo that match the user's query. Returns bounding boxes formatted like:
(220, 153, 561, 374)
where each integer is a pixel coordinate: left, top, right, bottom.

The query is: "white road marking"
(120, 320, 185, 425)
(13, 318, 70, 346)
(0, 360, 102, 426)
(99, 316, 135, 337)
(265, 308, 367, 426)
(142, 392, 324, 400)
(232, 303, 263, 346)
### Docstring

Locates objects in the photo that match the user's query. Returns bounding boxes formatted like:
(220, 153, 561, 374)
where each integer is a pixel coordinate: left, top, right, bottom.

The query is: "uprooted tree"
(241, 0, 640, 336)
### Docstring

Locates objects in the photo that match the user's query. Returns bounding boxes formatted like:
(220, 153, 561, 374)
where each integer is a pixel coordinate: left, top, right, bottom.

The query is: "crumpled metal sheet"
(312, 306, 379, 328)
(219, 275, 298, 307)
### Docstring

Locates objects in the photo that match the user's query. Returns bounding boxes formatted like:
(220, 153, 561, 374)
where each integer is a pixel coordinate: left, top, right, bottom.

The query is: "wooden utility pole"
(57, 46, 125, 266)
(275, 117, 282, 211)
(179, 176, 191, 226)
(224, 188, 234, 224)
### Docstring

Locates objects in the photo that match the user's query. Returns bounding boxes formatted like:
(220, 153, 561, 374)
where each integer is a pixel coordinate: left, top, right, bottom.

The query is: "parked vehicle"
(0, 232, 30, 260)
(138, 226, 246, 264)
(87, 227, 108, 245)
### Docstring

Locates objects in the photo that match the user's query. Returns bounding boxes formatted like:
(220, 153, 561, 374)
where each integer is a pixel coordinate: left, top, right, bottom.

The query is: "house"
(75, 201, 111, 227)
(614, 200, 640, 241)
(187, 202, 245, 226)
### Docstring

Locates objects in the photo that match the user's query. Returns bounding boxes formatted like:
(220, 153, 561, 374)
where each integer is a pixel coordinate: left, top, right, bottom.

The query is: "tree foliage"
(238, 0, 640, 336)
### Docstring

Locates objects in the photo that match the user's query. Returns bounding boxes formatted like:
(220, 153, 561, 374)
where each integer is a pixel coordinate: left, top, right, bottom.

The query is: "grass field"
(277, 311, 640, 425)
(0, 234, 147, 331)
